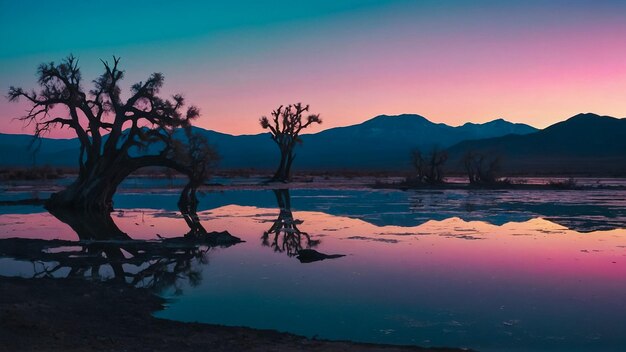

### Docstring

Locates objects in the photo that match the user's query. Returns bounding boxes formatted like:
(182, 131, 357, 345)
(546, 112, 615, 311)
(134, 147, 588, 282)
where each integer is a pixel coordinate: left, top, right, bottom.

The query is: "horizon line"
(1, 111, 623, 138)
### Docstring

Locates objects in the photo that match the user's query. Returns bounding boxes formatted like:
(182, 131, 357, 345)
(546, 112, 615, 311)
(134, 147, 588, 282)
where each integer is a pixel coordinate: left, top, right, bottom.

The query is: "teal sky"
(2, 0, 626, 136)
(1, 1, 396, 58)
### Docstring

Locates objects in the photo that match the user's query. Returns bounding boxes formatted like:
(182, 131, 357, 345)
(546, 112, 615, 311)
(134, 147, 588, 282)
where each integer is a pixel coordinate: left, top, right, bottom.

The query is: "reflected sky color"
(1, 201, 626, 350)
(2, 205, 624, 281)
(2, 1, 626, 136)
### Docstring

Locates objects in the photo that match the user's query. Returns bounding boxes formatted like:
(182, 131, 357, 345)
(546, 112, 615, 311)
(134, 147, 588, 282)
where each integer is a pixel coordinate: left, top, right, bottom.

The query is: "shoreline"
(1, 178, 625, 207)
(0, 277, 468, 352)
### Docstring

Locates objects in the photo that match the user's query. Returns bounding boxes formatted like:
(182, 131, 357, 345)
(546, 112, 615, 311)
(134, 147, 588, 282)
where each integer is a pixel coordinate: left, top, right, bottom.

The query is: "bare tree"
(259, 103, 321, 181)
(177, 133, 219, 212)
(8, 55, 216, 211)
(463, 151, 501, 185)
(410, 147, 448, 184)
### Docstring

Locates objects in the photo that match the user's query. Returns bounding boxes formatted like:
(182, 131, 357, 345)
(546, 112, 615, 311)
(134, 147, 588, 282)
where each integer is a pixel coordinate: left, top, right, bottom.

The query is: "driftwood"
(296, 249, 346, 263)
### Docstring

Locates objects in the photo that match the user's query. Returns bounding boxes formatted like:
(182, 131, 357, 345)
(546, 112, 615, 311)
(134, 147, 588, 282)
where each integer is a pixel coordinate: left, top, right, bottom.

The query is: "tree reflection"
(262, 189, 319, 257)
(262, 189, 344, 263)
(18, 237, 211, 295)
(0, 192, 241, 294)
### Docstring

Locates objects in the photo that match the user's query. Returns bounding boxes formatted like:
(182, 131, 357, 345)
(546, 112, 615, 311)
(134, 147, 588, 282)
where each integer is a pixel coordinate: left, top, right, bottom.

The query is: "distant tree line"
(408, 147, 503, 186)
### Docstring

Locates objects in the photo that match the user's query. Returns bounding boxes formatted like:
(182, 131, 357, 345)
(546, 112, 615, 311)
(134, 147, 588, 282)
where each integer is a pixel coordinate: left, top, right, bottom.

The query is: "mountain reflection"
(184, 189, 626, 232)
(262, 189, 345, 263)
(27, 188, 622, 233)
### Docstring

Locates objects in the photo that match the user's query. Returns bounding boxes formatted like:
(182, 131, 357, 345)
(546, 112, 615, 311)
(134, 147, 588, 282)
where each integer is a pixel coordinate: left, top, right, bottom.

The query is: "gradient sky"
(2, 0, 626, 137)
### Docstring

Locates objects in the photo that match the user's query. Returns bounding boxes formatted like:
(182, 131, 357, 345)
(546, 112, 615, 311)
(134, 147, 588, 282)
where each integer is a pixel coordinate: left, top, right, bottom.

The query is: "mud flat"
(0, 277, 466, 352)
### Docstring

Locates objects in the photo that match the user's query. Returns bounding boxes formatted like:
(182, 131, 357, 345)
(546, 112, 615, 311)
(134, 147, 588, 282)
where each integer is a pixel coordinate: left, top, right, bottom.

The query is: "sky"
(1, 0, 626, 137)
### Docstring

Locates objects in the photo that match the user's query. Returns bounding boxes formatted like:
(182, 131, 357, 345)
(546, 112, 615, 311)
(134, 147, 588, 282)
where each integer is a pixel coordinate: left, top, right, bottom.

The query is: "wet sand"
(0, 277, 466, 352)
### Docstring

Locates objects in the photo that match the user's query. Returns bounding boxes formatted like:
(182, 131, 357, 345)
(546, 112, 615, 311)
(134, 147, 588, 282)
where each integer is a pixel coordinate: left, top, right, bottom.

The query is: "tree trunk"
(272, 147, 290, 182)
(47, 206, 131, 241)
(46, 176, 116, 211)
(284, 152, 295, 181)
(46, 155, 191, 211)
(178, 181, 208, 237)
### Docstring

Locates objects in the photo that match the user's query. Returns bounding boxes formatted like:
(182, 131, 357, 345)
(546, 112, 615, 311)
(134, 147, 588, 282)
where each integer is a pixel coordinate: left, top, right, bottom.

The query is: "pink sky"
(2, 2, 626, 138)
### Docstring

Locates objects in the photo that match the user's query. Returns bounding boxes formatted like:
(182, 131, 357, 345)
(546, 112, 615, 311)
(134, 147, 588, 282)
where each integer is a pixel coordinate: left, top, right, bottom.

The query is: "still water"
(1, 187, 625, 351)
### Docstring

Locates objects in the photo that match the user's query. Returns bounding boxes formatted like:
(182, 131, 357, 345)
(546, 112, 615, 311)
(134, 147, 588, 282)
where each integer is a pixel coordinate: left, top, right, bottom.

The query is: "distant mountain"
(293, 114, 536, 170)
(0, 133, 80, 167)
(0, 114, 538, 170)
(447, 113, 626, 175)
(458, 118, 539, 140)
(178, 129, 278, 170)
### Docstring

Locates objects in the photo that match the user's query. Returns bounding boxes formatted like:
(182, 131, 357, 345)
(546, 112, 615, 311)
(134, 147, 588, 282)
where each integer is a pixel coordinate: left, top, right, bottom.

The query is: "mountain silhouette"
(0, 113, 541, 171)
(446, 113, 626, 175)
(0, 133, 80, 167)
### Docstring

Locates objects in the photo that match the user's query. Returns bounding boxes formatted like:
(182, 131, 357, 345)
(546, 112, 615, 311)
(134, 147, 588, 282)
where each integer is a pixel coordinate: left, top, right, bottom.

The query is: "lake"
(1, 183, 625, 351)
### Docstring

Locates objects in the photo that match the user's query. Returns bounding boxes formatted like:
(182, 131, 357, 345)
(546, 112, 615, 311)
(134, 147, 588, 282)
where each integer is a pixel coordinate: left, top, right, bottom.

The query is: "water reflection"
(1, 188, 626, 351)
(6, 187, 624, 232)
(262, 189, 345, 263)
(157, 205, 626, 352)
(48, 207, 132, 241)
(0, 195, 241, 294)
(0, 237, 212, 294)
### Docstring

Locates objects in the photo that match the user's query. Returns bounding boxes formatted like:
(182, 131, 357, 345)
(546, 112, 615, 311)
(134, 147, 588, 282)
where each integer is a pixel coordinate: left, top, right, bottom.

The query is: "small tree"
(463, 151, 501, 185)
(8, 55, 216, 211)
(410, 147, 448, 184)
(260, 103, 321, 181)
(177, 133, 219, 210)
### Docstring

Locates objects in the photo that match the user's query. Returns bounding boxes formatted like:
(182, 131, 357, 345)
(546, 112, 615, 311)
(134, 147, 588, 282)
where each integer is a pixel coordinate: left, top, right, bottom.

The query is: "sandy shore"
(0, 277, 467, 352)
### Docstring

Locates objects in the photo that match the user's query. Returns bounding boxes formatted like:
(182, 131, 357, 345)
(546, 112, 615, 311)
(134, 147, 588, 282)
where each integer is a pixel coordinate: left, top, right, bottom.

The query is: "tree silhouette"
(177, 133, 219, 213)
(463, 151, 501, 185)
(259, 103, 321, 181)
(8, 55, 215, 211)
(410, 147, 448, 184)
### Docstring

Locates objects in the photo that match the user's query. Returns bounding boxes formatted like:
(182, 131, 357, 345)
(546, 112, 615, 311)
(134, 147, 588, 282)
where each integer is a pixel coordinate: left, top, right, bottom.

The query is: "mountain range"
(1, 113, 625, 175)
(447, 113, 626, 175)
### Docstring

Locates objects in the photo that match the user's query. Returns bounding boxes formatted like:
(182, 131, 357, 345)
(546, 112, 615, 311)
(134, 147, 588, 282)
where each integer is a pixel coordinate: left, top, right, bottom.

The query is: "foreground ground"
(0, 277, 466, 352)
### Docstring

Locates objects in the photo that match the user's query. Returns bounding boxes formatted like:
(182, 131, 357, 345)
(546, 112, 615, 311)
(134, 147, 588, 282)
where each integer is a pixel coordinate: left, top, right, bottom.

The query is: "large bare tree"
(259, 103, 321, 181)
(8, 55, 215, 211)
